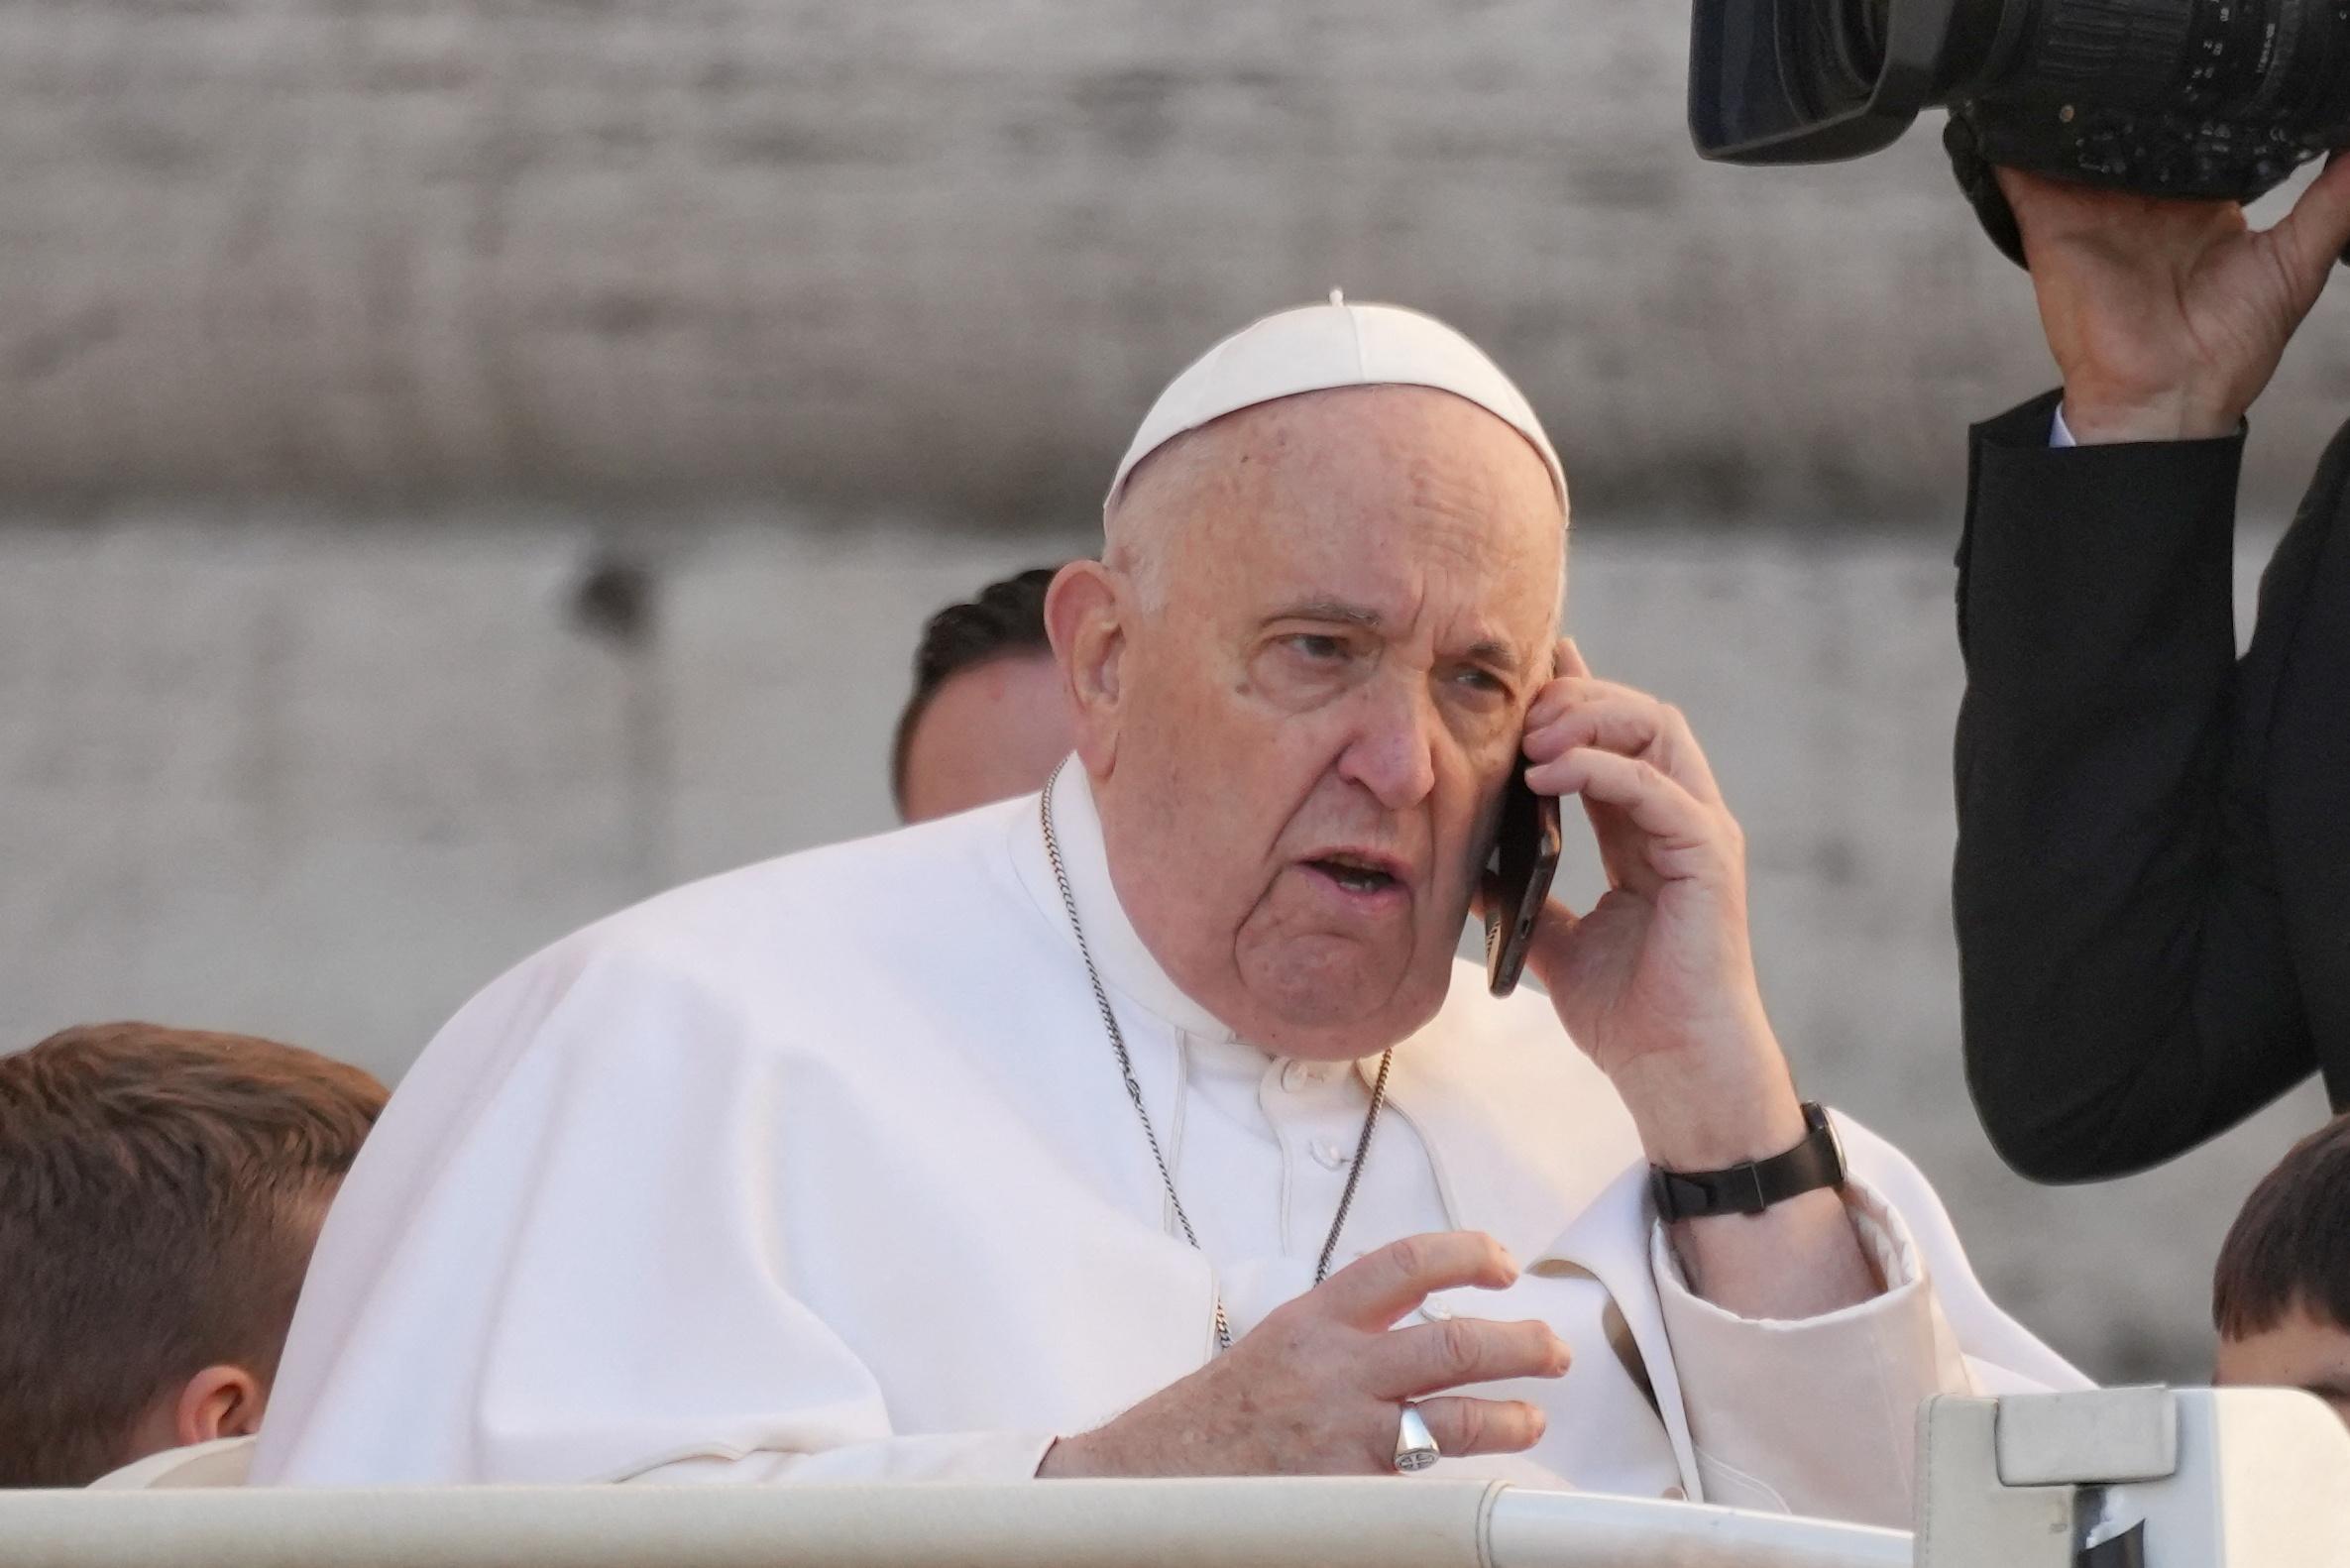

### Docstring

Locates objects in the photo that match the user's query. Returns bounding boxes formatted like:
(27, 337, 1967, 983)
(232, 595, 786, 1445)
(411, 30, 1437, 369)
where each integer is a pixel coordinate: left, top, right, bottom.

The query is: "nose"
(1334, 674, 1439, 811)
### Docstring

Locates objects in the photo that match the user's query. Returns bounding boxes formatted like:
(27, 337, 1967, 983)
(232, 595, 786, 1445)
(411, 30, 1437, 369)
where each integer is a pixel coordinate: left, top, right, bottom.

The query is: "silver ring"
(1393, 1401, 1441, 1474)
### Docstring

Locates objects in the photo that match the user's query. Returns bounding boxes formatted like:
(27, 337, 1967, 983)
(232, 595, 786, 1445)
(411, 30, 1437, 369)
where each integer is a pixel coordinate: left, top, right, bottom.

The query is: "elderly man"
(256, 301, 2077, 1523)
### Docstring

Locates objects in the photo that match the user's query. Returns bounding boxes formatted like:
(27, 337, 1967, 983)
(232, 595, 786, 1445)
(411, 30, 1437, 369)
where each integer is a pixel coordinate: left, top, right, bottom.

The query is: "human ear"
(173, 1364, 268, 1446)
(1044, 560, 1127, 773)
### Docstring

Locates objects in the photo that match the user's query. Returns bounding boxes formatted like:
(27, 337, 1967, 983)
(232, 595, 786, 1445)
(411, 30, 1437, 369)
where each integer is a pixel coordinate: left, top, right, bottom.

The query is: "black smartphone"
(1484, 762, 1562, 998)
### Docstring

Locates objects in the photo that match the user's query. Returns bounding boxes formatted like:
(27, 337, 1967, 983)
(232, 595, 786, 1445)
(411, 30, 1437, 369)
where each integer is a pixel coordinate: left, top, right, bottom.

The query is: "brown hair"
(2213, 1113, 2350, 1342)
(0, 1023, 387, 1487)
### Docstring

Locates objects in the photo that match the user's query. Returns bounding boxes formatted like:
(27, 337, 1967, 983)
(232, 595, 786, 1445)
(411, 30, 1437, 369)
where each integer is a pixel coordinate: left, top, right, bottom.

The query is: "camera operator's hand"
(2000, 156, 2350, 443)
(1037, 1232, 1567, 1476)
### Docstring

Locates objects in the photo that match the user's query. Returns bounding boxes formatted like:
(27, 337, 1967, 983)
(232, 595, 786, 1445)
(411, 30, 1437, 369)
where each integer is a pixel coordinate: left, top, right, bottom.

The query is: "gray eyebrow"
(1264, 601, 1528, 671)
(1266, 599, 1384, 628)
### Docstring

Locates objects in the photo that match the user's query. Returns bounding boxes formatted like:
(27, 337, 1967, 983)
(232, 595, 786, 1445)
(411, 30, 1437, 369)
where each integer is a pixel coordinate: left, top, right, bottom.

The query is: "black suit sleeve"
(1953, 392, 2313, 1181)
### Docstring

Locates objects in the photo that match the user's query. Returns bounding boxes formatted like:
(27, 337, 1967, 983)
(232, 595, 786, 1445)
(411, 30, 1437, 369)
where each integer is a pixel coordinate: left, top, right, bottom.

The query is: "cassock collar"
(1010, 759, 1243, 1046)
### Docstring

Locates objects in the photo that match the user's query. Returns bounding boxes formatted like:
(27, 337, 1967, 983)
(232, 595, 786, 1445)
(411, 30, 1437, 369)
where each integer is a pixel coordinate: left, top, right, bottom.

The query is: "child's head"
(2213, 1113, 2350, 1424)
(0, 1023, 387, 1486)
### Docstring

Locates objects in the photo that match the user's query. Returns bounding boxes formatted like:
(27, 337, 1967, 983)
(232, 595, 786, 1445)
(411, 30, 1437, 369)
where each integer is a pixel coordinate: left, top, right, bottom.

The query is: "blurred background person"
(0, 1024, 387, 1488)
(2212, 1113, 2350, 1428)
(1954, 160, 2350, 1182)
(893, 566, 1074, 823)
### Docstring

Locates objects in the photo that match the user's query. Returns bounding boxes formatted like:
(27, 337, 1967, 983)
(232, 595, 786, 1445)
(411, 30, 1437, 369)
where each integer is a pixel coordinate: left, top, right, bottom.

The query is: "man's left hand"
(1517, 641, 1807, 1173)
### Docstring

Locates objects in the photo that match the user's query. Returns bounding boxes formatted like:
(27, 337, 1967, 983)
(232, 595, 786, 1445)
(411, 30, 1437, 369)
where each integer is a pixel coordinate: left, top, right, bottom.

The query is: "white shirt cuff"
(1648, 1176, 1974, 1525)
(2051, 405, 2078, 448)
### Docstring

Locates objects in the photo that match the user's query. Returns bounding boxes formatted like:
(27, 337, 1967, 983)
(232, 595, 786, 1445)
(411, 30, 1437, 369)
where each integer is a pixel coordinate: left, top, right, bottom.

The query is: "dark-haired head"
(893, 566, 1076, 823)
(2212, 1114, 2350, 1426)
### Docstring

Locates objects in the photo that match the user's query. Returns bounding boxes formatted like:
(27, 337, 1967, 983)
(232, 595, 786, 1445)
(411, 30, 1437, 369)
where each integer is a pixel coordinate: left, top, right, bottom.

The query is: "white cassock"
(254, 766, 2084, 1524)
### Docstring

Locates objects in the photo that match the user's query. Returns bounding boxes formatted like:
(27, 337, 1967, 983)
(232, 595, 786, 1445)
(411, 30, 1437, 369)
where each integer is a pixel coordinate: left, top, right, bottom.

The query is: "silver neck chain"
(1040, 760, 1394, 1355)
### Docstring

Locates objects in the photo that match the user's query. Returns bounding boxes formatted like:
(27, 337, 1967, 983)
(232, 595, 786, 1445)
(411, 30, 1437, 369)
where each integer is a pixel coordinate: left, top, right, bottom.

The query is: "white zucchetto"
(1107, 295, 1568, 512)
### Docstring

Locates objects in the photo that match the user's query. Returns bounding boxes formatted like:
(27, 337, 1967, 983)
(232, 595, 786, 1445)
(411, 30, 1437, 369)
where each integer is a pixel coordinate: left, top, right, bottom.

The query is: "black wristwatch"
(1648, 1101, 1846, 1222)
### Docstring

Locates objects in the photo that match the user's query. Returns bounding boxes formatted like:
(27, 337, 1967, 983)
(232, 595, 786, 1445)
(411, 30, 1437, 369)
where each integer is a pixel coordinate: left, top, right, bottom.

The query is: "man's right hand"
(2000, 157, 2350, 444)
(1037, 1231, 1569, 1477)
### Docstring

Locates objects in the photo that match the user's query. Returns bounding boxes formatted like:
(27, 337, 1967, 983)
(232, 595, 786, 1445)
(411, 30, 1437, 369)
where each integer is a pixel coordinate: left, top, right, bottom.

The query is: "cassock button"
(1419, 1296, 1455, 1322)
(1310, 1139, 1350, 1170)
(1280, 1060, 1327, 1092)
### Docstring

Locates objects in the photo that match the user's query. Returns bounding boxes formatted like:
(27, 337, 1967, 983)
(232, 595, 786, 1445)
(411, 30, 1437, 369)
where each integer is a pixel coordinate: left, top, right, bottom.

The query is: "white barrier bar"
(0, 1480, 1913, 1568)
(1490, 1490, 1912, 1568)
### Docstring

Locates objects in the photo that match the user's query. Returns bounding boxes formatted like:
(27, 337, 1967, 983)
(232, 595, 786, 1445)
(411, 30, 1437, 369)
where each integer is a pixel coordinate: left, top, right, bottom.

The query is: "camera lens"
(1837, 0, 1893, 87)
(2267, 4, 2350, 128)
(1987, 0, 2350, 123)
(2023, 0, 2210, 105)
(1692, 0, 2350, 203)
(1781, 0, 1893, 115)
(1961, 0, 2350, 197)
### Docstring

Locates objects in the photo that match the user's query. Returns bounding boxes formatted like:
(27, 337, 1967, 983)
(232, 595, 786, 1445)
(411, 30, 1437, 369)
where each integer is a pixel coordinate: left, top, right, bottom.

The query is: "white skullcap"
(1106, 294, 1567, 513)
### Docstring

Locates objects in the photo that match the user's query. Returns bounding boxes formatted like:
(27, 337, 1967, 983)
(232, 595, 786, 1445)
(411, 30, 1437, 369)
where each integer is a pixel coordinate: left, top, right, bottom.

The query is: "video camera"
(1687, 0, 2350, 261)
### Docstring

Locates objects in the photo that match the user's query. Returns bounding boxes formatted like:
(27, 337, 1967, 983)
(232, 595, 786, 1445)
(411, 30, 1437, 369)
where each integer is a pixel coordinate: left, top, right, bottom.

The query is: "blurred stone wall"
(3, 0, 2345, 519)
(0, 509, 2326, 1386)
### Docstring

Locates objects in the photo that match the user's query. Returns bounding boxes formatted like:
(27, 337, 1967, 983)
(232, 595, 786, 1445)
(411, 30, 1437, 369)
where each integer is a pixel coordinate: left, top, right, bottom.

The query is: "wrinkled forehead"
(1127, 387, 1565, 641)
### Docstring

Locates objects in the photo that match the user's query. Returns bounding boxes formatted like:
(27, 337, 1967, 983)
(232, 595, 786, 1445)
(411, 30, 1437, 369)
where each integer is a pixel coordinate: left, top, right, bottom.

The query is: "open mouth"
(1304, 853, 1404, 896)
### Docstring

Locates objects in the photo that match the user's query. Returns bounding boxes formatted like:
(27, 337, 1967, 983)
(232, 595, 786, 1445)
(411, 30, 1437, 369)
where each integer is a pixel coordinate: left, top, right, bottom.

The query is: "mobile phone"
(1484, 762, 1562, 998)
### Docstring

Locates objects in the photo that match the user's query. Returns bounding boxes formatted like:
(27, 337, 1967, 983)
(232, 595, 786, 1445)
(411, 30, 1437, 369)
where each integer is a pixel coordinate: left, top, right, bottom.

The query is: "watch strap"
(1649, 1101, 1846, 1222)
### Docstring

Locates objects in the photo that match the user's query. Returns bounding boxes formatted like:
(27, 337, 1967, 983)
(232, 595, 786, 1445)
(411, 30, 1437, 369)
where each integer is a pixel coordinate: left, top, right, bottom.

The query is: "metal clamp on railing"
(1916, 1387, 2350, 1567)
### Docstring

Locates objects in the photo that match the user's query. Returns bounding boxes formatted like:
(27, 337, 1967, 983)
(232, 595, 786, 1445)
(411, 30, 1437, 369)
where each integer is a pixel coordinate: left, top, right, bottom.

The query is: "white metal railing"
(0, 1479, 1910, 1568)
(9, 1391, 2344, 1568)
